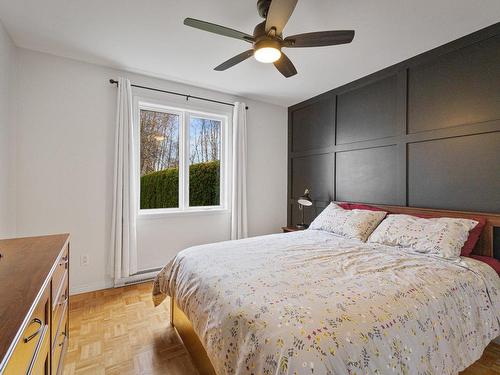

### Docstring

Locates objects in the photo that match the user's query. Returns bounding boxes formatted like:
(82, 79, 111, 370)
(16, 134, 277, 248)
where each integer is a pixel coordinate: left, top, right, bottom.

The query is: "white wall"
(0, 21, 16, 238)
(14, 48, 287, 294)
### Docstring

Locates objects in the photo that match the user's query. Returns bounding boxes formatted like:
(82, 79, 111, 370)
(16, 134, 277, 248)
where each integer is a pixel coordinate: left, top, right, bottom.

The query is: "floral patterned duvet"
(153, 230, 500, 375)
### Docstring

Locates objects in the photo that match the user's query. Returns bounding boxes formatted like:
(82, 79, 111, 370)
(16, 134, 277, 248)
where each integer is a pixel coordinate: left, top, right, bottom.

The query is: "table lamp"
(297, 189, 312, 229)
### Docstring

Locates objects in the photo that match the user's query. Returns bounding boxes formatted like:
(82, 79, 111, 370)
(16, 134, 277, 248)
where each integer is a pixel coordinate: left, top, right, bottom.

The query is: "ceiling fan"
(183, 0, 355, 78)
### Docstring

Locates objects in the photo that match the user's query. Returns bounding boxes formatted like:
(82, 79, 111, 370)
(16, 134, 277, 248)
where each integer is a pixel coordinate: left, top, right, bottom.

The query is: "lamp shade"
(297, 189, 312, 206)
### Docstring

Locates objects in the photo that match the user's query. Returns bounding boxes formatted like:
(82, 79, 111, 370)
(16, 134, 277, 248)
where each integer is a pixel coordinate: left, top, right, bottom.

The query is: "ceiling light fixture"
(254, 39, 281, 63)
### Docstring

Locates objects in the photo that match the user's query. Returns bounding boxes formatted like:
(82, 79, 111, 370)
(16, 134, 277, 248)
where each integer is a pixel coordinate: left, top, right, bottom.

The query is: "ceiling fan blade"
(265, 0, 298, 35)
(284, 30, 355, 47)
(214, 50, 254, 71)
(184, 18, 254, 43)
(274, 52, 297, 78)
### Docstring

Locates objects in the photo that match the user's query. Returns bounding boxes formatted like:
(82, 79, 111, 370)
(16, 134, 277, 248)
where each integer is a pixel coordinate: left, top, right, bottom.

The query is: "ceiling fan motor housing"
(253, 21, 267, 38)
(253, 21, 281, 41)
(254, 38, 281, 53)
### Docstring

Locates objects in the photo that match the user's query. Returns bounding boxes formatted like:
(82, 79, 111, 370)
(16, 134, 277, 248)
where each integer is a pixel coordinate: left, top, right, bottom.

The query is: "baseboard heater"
(118, 267, 162, 286)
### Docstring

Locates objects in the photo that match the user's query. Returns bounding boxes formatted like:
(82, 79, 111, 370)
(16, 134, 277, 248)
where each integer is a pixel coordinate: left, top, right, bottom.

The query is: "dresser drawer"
(51, 303, 68, 375)
(51, 244, 68, 306)
(27, 324, 50, 375)
(3, 287, 50, 375)
(51, 274, 68, 344)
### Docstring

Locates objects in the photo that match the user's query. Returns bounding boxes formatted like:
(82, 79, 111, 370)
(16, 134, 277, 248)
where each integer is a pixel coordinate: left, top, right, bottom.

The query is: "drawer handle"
(59, 293, 68, 306)
(59, 255, 69, 267)
(23, 318, 43, 343)
(58, 331, 67, 347)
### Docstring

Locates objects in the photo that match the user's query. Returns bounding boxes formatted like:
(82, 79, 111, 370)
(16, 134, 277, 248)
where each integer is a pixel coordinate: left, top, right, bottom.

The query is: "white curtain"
(231, 102, 248, 240)
(110, 77, 138, 285)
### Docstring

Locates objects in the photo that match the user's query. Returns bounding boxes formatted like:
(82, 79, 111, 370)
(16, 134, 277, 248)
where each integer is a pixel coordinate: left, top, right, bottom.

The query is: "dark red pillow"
(468, 255, 500, 275)
(337, 202, 386, 212)
(337, 202, 351, 210)
(460, 218, 486, 256)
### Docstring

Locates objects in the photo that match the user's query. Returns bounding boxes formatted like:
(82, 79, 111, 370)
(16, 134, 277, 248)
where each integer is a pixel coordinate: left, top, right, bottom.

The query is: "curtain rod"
(109, 79, 248, 110)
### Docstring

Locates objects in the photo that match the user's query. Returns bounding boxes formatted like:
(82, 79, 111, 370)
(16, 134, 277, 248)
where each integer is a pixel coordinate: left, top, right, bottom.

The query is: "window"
(138, 101, 227, 214)
(140, 108, 180, 209)
(188, 116, 222, 207)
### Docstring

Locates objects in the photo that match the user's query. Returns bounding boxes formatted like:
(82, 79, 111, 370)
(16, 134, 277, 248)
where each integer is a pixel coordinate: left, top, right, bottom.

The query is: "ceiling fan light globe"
(254, 47, 281, 63)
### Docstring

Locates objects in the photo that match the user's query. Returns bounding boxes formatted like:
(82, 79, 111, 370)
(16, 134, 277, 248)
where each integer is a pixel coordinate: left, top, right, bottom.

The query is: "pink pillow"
(338, 202, 485, 256)
(468, 255, 500, 275)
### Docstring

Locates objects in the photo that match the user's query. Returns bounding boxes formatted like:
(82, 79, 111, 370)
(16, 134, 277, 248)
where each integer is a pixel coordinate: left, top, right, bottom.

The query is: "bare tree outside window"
(189, 117, 221, 164)
(140, 110, 179, 176)
(140, 109, 180, 209)
(189, 117, 221, 207)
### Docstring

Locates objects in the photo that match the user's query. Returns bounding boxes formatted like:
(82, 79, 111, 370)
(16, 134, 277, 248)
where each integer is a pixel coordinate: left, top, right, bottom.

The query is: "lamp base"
(295, 223, 309, 230)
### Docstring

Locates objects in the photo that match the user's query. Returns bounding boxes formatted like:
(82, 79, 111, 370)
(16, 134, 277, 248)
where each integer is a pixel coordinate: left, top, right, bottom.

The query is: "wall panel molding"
(408, 133, 500, 212)
(287, 22, 500, 250)
(290, 146, 335, 159)
(336, 72, 400, 145)
(407, 35, 500, 134)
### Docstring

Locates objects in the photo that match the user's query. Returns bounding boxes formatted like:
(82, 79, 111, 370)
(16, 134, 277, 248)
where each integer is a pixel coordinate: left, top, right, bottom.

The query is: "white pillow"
(309, 203, 387, 242)
(367, 214, 478, 259)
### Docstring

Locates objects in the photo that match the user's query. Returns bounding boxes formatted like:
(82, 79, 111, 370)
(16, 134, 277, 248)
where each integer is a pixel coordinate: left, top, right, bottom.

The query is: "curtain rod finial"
(109, 79, 119, 86)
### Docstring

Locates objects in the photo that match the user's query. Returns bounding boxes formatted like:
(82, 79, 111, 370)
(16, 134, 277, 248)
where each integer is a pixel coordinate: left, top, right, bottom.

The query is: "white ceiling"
(0, 0, 499, 106)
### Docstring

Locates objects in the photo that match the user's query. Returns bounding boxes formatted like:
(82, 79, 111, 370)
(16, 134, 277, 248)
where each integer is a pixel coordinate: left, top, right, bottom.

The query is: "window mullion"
(183, 112, 191, 210)
(178, 111, 185, 210)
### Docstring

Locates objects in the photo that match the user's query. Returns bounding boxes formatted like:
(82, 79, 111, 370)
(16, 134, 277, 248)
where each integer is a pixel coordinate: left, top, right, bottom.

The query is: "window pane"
(189, 117, 221, 207)
(140, 109, 179, 209)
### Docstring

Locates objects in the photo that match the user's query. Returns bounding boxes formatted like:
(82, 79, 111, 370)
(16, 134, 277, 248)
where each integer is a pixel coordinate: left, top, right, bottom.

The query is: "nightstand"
(281, 226, 306, 233)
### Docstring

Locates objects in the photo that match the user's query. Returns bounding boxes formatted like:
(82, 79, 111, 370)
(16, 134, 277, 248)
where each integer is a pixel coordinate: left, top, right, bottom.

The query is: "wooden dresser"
(0, 234, 70, 375)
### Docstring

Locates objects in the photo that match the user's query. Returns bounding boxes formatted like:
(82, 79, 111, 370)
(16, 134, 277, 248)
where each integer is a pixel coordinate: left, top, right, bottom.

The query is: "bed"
(153, 204, 500, 375)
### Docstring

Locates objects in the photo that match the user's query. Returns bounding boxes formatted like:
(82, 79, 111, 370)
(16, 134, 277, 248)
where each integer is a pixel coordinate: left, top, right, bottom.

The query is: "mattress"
(153, 230, 500, 375)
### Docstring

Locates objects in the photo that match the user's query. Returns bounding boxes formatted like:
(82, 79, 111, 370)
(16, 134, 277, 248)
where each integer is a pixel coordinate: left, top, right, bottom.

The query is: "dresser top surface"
(0, 233, 69, 365)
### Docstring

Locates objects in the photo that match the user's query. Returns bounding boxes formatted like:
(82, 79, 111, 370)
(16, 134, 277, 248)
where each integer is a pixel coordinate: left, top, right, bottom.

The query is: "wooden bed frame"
(170, 203, 500, 375)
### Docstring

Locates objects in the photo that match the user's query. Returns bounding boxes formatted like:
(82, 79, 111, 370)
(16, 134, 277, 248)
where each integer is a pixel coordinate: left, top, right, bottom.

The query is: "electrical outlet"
(80, 254, 89, 266)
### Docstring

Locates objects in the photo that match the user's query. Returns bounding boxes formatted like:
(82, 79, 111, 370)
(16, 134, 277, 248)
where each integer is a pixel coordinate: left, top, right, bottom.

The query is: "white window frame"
(134, 97, 230, 217)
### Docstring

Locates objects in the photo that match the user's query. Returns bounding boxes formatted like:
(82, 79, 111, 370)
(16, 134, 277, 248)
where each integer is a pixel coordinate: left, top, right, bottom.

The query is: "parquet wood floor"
(64, 282, 499, 375)
(63, 282, 198, 375)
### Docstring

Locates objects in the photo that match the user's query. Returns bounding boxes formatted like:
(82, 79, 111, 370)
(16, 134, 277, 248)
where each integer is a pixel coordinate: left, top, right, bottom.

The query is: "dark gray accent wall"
(336, 73, 401, 144)
(408, 133, 500, 212)
(336, 145, 399, 205)
(407, 35, 500, 134)
(288, 23, 500, 257)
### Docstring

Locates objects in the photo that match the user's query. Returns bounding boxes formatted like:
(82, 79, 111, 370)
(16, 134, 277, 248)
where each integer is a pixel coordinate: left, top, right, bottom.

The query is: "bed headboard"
(337, 202, 500, 257)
